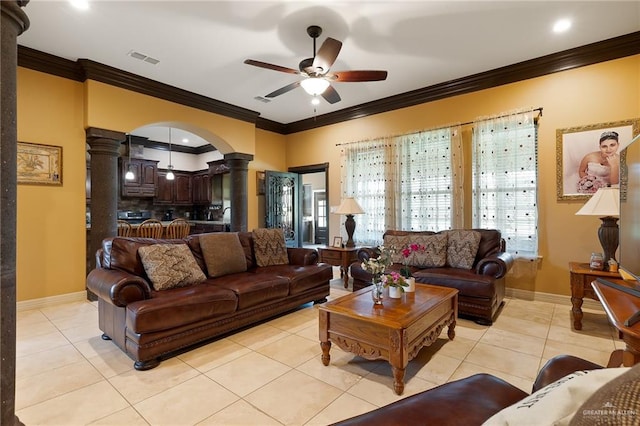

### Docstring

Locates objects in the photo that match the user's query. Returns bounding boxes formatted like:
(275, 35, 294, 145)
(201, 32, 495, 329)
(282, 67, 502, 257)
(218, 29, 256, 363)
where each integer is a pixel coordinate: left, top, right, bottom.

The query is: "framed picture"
(332, 236, 343, 248)
(17, 142, 62, 186)
(256, 171, 265, 195)
(556, 118, 639, 201)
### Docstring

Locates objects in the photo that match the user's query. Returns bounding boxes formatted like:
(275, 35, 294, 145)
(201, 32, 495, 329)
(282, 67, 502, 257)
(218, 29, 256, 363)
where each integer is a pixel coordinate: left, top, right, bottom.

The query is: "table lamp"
(334, 197, 365, 248)
(575, 187, 620, 270)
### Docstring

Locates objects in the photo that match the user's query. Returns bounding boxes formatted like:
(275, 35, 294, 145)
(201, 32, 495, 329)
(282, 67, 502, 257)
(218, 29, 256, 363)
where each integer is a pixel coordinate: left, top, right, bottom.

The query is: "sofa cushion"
(258, 263, 334, 295)
(407, 234, 448, 268)
(570, 363, 640, 425)
(483, 367, 630, 426)
(199, 233, 248, 277)
(445, 230, 481, 269)
(253, 228, 289, 267)
(138, 244, 206, 291)
(208, 272, 290, 310)
(382, 234, 409, 264)
(126, 283, 238, 334)
(413, 268, 496, 299)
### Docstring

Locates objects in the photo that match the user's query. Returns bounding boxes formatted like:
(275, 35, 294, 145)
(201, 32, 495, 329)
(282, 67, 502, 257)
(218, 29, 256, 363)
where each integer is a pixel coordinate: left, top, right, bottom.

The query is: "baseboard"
(17, 291, 88, 312)
(506, 287, 603, 311)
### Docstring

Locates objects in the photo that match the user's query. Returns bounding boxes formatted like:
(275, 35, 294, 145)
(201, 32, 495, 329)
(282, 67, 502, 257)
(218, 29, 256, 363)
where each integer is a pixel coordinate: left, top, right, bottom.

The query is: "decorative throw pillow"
(199, 233, 248, 278)
(407, 234, 448, 268)
(445, 230, 481, 269)
(383, 234, 409, 264)
(482, 368, 630, 426)
(138, 244, 206, 291)
(253, 228, 289, 267)
(570, 363, 640, 425)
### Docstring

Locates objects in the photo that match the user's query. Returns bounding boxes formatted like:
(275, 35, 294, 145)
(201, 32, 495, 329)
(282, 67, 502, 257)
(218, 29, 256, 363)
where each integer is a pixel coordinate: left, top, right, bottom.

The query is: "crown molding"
(126, 135, 215, 155)
(18, 31, 640, 135)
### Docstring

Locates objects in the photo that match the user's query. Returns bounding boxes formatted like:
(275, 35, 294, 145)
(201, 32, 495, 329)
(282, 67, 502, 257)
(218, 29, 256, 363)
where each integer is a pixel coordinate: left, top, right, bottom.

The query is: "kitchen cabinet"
(121, 158, 158, 197)
(86, 161, 91, 204)
(192, 170, 211, 205)
(189, 222, 230, 234)
(156, 170, 193, 205)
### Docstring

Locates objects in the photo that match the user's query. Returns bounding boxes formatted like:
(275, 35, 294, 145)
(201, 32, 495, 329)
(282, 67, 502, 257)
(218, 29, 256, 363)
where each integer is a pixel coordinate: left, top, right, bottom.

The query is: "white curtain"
(472, 111, 538, 259)
(340, 126, 461, 245)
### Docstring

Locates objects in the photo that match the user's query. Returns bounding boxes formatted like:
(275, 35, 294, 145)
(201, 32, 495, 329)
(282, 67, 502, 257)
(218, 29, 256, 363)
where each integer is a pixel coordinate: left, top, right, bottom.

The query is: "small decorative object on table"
(590, 252, 604, 270)
(400, 243, 424, 292)
(361, 245, 394, 306)
(382, 271, 408, 298)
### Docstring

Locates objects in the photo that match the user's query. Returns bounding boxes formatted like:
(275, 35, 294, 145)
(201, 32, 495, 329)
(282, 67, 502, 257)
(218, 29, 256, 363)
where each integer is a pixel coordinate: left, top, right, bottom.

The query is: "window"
(472, 112, 538, 258)
(341, 127, 461, 245)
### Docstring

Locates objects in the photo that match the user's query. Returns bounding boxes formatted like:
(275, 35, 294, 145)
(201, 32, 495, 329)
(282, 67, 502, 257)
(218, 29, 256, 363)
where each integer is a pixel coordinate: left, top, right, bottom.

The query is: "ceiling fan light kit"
(300, 77, 330, 96)
(244, 25, 387, 105)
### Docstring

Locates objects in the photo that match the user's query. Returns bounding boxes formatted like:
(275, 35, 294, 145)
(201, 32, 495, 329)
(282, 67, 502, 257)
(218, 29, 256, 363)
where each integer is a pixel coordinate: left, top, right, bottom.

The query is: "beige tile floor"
(16, 274, 625, 426)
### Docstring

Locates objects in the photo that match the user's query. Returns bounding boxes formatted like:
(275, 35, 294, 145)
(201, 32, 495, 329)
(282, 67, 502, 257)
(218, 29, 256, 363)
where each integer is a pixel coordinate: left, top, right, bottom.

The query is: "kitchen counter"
(86, 220, 230, 231)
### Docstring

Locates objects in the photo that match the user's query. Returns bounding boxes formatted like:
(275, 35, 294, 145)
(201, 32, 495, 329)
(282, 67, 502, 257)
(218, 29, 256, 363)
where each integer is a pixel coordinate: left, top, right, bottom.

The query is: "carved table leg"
(320, 341, 331, 366)
(571, 296, 584, 330)
(392, 366, 405, 395)
(447, 319, 456, 340)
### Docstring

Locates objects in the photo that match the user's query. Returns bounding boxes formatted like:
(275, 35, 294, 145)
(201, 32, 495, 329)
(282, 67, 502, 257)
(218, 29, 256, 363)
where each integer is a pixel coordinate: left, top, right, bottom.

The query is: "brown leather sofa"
(334, 355, 604, 425)
(87, 232, 332, 370)
(350, 229, 514, 324)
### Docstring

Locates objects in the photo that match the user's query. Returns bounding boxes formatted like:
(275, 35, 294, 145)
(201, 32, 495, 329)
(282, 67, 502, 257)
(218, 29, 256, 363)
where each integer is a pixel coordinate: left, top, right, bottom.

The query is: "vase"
(371, 280, 384, 305)
(388, 286, 403, 299)
(405, 277, 416, 293)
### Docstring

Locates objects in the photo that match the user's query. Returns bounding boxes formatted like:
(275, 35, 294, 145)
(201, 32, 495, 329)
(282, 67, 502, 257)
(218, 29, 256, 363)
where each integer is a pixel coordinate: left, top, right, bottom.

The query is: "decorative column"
(223, 153, 253, 232)
(86, 128, 124, 276)
(1, 2, 29, 425)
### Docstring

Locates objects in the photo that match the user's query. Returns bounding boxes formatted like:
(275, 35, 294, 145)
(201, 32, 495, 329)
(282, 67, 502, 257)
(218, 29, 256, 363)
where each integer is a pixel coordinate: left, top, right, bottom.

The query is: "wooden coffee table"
(318, 284, 458, 395)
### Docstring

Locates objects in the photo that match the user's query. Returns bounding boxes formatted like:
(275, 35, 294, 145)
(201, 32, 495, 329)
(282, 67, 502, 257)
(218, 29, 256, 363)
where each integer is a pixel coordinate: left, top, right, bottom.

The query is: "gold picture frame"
(17, 142, 62, 186)
(556, 118, 639, 201)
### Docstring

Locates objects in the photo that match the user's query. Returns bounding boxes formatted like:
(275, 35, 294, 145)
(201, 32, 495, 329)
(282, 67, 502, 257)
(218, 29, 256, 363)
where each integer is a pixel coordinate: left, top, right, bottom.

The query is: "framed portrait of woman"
(556, 118, 640, 201)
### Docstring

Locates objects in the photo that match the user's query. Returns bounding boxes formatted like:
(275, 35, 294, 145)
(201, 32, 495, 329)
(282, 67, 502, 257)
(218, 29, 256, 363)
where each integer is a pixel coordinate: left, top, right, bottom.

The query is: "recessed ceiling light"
(182, 138, 189, 144)
(311, 97, 320, 106)
(553, 19, 571, 33)
(68, 0, 89, 10)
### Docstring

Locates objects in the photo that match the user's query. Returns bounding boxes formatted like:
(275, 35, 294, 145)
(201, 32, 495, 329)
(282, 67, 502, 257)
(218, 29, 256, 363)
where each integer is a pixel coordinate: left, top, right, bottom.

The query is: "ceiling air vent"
(254, 96, 271, 103)
(127, 50, 160, 65)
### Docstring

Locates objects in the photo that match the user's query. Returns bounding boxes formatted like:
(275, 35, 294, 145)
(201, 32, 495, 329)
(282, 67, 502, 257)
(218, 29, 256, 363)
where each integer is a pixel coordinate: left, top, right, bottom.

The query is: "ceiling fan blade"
(321, 85, 341, 104)
(312, 37, 342, 74)
(265, 81, 301, 98)
(244, 59, 300, 75)
(331, 70, 388, 82)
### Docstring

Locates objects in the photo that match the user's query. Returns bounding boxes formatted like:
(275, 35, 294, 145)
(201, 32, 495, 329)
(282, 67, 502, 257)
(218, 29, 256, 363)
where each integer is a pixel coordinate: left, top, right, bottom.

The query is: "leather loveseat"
(334, 355, 617, 425)
(87, 231, 332, 370)
(350, 229, 514, 324)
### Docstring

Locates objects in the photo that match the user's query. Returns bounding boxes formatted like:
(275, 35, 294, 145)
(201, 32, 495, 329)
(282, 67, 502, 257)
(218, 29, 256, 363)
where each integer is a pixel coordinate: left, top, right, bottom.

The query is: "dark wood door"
(174, 173, 192, 205)
(265, 171, 301, 247)
(314, 191, 327, 244)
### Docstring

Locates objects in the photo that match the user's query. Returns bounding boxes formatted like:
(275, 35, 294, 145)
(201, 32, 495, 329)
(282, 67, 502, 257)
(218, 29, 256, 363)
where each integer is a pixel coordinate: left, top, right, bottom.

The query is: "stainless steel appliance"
(117, 210, 152, 224)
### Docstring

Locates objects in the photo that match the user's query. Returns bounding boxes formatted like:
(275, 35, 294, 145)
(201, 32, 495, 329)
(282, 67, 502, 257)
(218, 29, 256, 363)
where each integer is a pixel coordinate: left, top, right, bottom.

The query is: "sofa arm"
(287, 247, 318, 265)
(476, 251, 514, 279)
(532, 355, 603, 393)
(356, 247, 379, 262)
(86, 268, 152, 307)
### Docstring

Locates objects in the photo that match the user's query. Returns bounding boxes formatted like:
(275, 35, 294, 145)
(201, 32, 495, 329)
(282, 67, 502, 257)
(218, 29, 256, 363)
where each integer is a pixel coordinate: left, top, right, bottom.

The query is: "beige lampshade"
(334, 197, 365, 215)
(575, 187, 620, 217)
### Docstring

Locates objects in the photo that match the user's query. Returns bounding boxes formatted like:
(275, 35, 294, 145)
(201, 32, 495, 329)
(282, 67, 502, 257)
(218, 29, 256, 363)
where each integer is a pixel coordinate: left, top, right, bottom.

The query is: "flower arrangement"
(577, 175, 607, 194)
(361, 245, 394, 283)
(381, 271, 408, 290)
(399, 243, 424, 278)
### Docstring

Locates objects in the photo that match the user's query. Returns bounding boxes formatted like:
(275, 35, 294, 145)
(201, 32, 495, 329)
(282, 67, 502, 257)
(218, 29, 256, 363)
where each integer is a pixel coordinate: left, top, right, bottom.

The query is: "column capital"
(1, 1, 30, 36)
(86, 127, 124, 157)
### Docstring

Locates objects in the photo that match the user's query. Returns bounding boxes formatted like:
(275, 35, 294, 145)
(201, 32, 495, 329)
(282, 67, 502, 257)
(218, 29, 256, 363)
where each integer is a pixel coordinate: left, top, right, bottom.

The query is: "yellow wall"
(17, 69, 87, 300)
(285, 55, 640, 297)
(16, 54, 640, 302)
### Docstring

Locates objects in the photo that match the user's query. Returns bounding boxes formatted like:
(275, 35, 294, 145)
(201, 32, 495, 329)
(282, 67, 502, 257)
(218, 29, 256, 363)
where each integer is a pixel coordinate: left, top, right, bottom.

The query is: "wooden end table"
(318, 246, 359, 288)
(569, 262, 620, 330)
(591, 279, 640, 367)
(318, 284, 458, 395)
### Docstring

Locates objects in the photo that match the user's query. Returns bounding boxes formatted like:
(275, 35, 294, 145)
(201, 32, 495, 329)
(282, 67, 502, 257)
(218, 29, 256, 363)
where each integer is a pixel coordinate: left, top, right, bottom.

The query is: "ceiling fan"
(244, 25, 388, 104)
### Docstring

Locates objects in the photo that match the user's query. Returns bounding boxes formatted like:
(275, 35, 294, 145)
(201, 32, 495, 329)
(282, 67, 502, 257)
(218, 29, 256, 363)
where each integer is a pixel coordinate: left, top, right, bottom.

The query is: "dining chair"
(117, 220, 133, 237)
(137, 218, 164, 238)
(165, 218, 191, 239)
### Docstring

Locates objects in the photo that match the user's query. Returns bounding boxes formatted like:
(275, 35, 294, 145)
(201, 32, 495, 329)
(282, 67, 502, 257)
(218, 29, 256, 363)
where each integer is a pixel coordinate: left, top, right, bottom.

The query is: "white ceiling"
(17, 1, 640, 144)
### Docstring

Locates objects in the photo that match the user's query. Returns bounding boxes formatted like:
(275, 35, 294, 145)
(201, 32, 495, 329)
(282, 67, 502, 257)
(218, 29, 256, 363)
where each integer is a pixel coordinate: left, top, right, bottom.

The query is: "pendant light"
(166, 127, 175, 181)
(125, 133, 135, 180)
